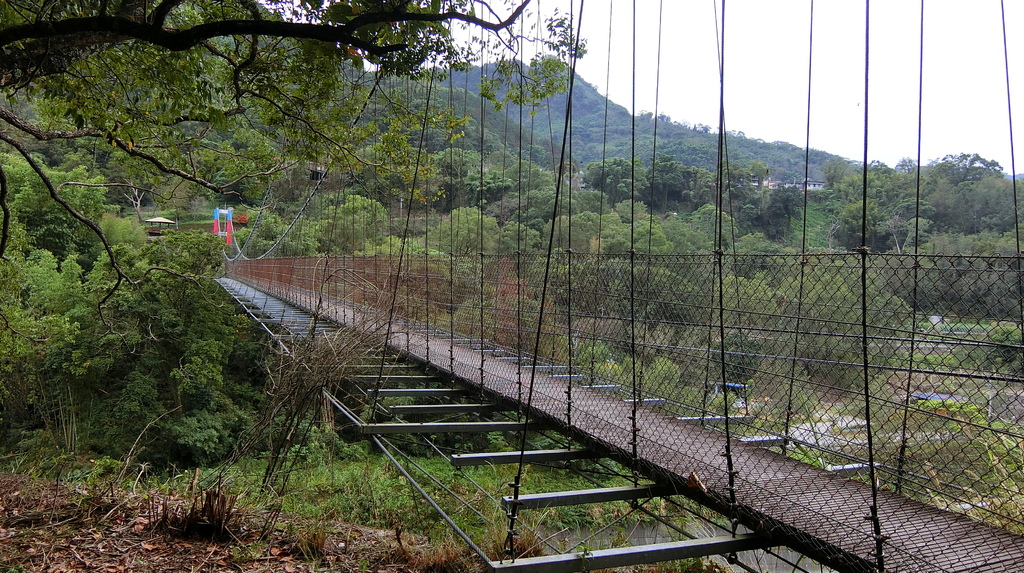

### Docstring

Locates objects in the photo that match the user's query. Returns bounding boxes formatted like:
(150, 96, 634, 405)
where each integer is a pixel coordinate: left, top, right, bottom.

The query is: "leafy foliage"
(0, 213, 267, 466)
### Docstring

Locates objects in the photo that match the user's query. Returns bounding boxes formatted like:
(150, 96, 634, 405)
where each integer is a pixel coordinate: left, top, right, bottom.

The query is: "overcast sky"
(512, 0, 1023, 172)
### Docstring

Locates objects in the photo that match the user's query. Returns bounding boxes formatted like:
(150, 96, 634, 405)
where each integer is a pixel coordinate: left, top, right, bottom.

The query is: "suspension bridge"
(204, 1, 1024, 570)
(217, 252, 1024, 573)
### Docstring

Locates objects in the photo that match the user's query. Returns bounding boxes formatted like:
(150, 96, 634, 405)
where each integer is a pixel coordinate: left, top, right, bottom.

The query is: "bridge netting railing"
(226, 253, 1024, 539)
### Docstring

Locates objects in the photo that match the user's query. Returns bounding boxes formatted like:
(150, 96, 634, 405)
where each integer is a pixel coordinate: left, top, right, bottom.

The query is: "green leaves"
(0, 220, 270, 466)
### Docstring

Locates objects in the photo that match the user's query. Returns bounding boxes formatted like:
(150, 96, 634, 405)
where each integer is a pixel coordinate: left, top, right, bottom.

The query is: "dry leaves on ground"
(0, 473, 469, 573)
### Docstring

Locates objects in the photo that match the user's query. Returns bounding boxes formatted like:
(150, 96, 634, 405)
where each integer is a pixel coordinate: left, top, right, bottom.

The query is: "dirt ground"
(0, 473, 476, 573)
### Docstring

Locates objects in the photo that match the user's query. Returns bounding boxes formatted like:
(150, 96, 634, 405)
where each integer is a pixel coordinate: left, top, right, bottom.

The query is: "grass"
(242, 445, 645, 535)
(1, 424, 717, 571)
(211, 430, 707, 570)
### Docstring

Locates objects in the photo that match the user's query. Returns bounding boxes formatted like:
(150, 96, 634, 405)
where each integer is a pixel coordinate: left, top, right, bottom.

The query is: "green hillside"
(449, 65, 845, 182)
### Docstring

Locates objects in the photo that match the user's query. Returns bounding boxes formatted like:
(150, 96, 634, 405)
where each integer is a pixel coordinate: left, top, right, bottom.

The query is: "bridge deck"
(220, 278, 1024, 573)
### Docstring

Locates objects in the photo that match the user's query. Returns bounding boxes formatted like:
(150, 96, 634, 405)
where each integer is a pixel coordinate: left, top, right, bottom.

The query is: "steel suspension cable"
(584, 0, 614, 391)
(503, 0, 585, 559)
(228, 184, 271, 261)
(403, 76, 413, 353)
(629, 0, 666, 455)
(627, 0, 640, 487)
(1000, 2, 1024, 430)
(857, 2, 885, 569)
(712, 0, 740, 540)
(255, 174, 327, 260)
(516, 2, 543, 406)
(515, 13, 526, 411)
(370, 68, 438, 421)
(647, 0, 665, 254)
(895, 0, 926, 495)
(1003, 0, 1021, 262)
(783, 0, 816, 455)
(564, 0, 576, 447)
(477, 42, 487, 402)
(700, 0, 724, 426)
(424, 126, 432, 363)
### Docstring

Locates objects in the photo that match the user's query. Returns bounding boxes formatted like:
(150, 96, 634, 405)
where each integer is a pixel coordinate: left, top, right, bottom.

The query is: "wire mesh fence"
(228, 252, 1024, 571)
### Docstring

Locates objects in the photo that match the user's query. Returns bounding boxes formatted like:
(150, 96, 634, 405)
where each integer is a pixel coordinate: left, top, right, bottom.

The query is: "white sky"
(514, 0, 1024, 172)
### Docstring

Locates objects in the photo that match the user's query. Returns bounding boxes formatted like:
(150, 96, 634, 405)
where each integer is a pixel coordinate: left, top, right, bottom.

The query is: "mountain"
(447, 65, 846, 181)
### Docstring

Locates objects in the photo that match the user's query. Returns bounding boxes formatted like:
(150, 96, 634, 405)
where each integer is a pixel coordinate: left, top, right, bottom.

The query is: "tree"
(686, 204, 735, 249)
(324, 194, 388, 254)
(583, 157, 649, 204)
(894, 157, 918, 174)
(430, 207, 499, 255)
(613, 199, 650, 223)
(662, 215, 709, 253)
(1, 220, 264, 464)
(0, 0, 542, 272)
(756, 185, 801, 241)
(823, 157, 851, 190)
(647, 153, 686, 210)
(5, 154, 109, 264)
(837, 200, 882, 250)
(927, 153, 1004, 186)
(497, 221, 541, 252)
(881, 214, 930, 254)
(717, 330, 761, 386)
(0, 2, 529, 86)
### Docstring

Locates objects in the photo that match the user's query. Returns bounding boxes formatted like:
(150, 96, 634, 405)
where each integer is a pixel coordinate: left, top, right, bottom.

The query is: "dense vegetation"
(1, 0, 1021, 481)
(256, 95, 1018, 259)
(4, 63, 1020, 475)
(0, 151, 268, 468)
(0, 0, 546, 471)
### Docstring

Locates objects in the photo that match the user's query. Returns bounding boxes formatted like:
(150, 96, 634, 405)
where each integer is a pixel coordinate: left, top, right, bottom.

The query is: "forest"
(242, 68, 1018, 260)
(4, 3, 1024, 572)
(0, 0, 1019, 518)
(2, 55, 1018, 473)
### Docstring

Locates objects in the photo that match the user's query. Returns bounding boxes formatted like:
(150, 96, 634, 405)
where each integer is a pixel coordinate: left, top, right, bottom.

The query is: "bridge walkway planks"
(220, 278, 1024, 573)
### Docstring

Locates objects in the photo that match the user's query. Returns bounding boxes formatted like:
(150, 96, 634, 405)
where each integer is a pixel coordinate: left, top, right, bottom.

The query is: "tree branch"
(0, 164, 10, 260)
(151, 0, 187, 27)
(1, 2, 530, 60)
(59, 180, 146, 192)
(198, 158, 297, 191)
(0, 105, 102, 139)
(0, 132, 131, 303)
(0, 18, 399, 56)
(1, 106, 262, 196)
(110, 138, 230, 194)
(347, 2, 530, 33)
(0, 308, 45, 343)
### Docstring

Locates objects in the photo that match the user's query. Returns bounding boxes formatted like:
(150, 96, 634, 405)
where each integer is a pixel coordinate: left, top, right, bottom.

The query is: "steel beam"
(350, 364, 422, 369)
(741, 435, 785, 447)
(826, 463, 867, 477)
(388, 403, 501, 415)
(362, 421, 535, 435)
(370, 388, 467, 397)
(450, 449, 600, 467)
(502, 484, 672, 510)
(624, 398, 666, 406)
(489, 534, 770, 573)
(677, 415, 751, 424)
(353, 374, 438, 383)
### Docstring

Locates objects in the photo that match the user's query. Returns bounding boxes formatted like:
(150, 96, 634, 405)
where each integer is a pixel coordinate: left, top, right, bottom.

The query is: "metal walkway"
(218, 276, 1024, 573)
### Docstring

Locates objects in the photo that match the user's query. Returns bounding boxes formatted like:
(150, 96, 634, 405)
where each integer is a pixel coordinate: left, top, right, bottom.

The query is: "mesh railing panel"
(227, 252, 1024, 571)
